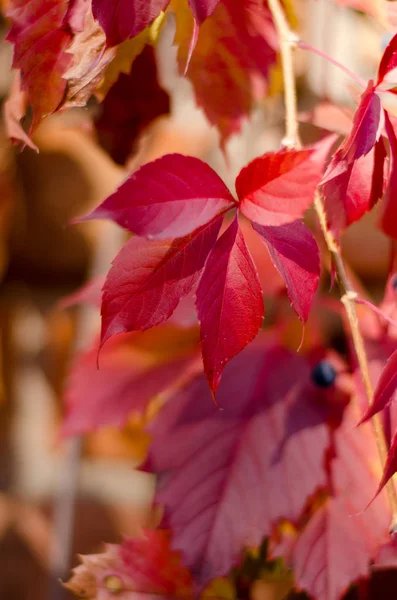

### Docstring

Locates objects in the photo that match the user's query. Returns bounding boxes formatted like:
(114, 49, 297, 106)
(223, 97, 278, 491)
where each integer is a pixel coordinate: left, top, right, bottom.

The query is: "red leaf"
(378, 32, 397, 86)
(324, 83, 384, 180)
(64, 530, 193, 599)
(322, 138, 386, 237)
(96, 45, 170, 165)
(358, 348, 397, 425)
(92, 0, 170, 46)
(6, 0, 73, 129)
(83, 154, 234, 239)
(3, 71, 38, 152)
(252, 221, 320, 323)
(101, 218, 222, 347)
(62, 331, 200, 436)
(145, 338, 330, 586)
(5, 0, 113, 130)
(380, 113, 397, 240)
(175, 0, 278, 143)
(189, 0, 220, 23)
(237, 138, 334, 227)
(290, 403, 390, 600)
(196, 217, 263, 393)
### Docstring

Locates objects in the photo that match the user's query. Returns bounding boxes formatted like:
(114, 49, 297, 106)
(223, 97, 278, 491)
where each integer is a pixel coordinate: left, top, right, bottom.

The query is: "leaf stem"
(267, 0, 397, 530)
(298, 41, 366, 89)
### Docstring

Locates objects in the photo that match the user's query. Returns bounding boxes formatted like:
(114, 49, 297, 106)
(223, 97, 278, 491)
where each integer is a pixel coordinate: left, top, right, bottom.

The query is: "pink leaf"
(144, 338, 330, 587)
(376, 429, 397, 498)
(322, 138, 386, 237)
(82, 154, 234, 239)
(62, 332, 200, 436)
(64, 530, 193, 599)
(101, 218, 222, 347)
(188, 0, 220, 23)
(175, 0, 278, 144)
(236, 138, 334, 227)
(196, 217, 263, 394)
(6, 0, 73, 129)
(377, 32, 397, 86)
(324, 83, 384, 180)
(96, 45, 170, 166)
(290, 403, 391, 600)
(92, 0, 170, 46)
(380, 113, 397, 240)
(3, 71, 38, 151)
(252, 220, 320, 323)
(358, 348, 397, 424)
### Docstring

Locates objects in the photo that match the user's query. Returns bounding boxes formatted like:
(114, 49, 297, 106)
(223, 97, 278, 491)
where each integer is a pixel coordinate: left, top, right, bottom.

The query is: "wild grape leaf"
(92, 0, 170, 46)
(377, 32, 397, 87)
(144, 337, 330, 587)
(3, 72, 38, 152)
(236, 138, 335, 227)
(380, 113, 397, 240)
(289, 403, 391, 600)
(60, 274, 199, 328)
(5, 0, 114, 131)
(62, 5, 116, 109)
(101, 218, 221, 347)
(96, 45, 170, 165)
(64, 530, 193, 599)
(322, 139, 386, 237)
(62, 329, 201, 436)
(358, 348, 397, 425)
(252, 220, 320, 323)
(196, 217, 263, 393)
(375, 431, 397, 500)
(324, 83, 384, 181)
(174, 0, 278, 143)
(239, 219, 284, 296)
(82, 154, 234, 238)
(6, 0, 72, 129)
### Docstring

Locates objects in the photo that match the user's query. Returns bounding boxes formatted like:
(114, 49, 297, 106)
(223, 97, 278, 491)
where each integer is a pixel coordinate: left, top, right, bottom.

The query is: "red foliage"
(65, 530, 193, 598)
(100, 219, 222, 346)
(9, 2, 397, 599)
(252, 220, 320, 323)
(96, 45, 170, 165)
(289, 403, 391, 600)
(144, 337, 331, 587)
(92, 0, 170, 46)
(83, 154, 234, 238)
(196, 217, 263, 393)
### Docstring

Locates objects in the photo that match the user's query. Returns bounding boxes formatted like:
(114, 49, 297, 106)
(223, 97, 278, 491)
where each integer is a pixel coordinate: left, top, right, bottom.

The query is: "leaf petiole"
(298, 40, 367, 89)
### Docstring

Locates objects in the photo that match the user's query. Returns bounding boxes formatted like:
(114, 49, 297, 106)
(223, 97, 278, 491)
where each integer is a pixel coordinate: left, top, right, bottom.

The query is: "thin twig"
(267, 0, 397, 529)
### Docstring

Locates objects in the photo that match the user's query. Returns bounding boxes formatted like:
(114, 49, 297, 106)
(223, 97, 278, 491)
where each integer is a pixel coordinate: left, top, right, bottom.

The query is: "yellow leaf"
(98, 12, 166, 98)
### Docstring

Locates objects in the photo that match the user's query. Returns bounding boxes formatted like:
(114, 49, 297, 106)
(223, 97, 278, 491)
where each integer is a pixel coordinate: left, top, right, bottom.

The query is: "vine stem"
(267, 0, 397, 530)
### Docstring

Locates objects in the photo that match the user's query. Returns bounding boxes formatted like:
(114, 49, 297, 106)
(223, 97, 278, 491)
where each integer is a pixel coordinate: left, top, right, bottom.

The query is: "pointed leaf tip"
(196, 217, 263, 394)
(359, 348, 397, 425)
(237, 137, 334, 227)
(100, 219, 222, 347)
(85, 153, 234, 239)
(253, 220, 320, 323)
(92, 0, 170, 46)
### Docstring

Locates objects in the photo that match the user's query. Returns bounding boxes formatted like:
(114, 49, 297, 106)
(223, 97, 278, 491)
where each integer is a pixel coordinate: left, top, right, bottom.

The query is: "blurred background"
(0, 1, 393, 598)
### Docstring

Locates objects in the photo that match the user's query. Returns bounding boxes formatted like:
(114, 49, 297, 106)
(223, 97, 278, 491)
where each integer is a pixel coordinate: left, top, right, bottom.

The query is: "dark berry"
(311, 360, 337, 388)
(391, 273, 397, 292)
